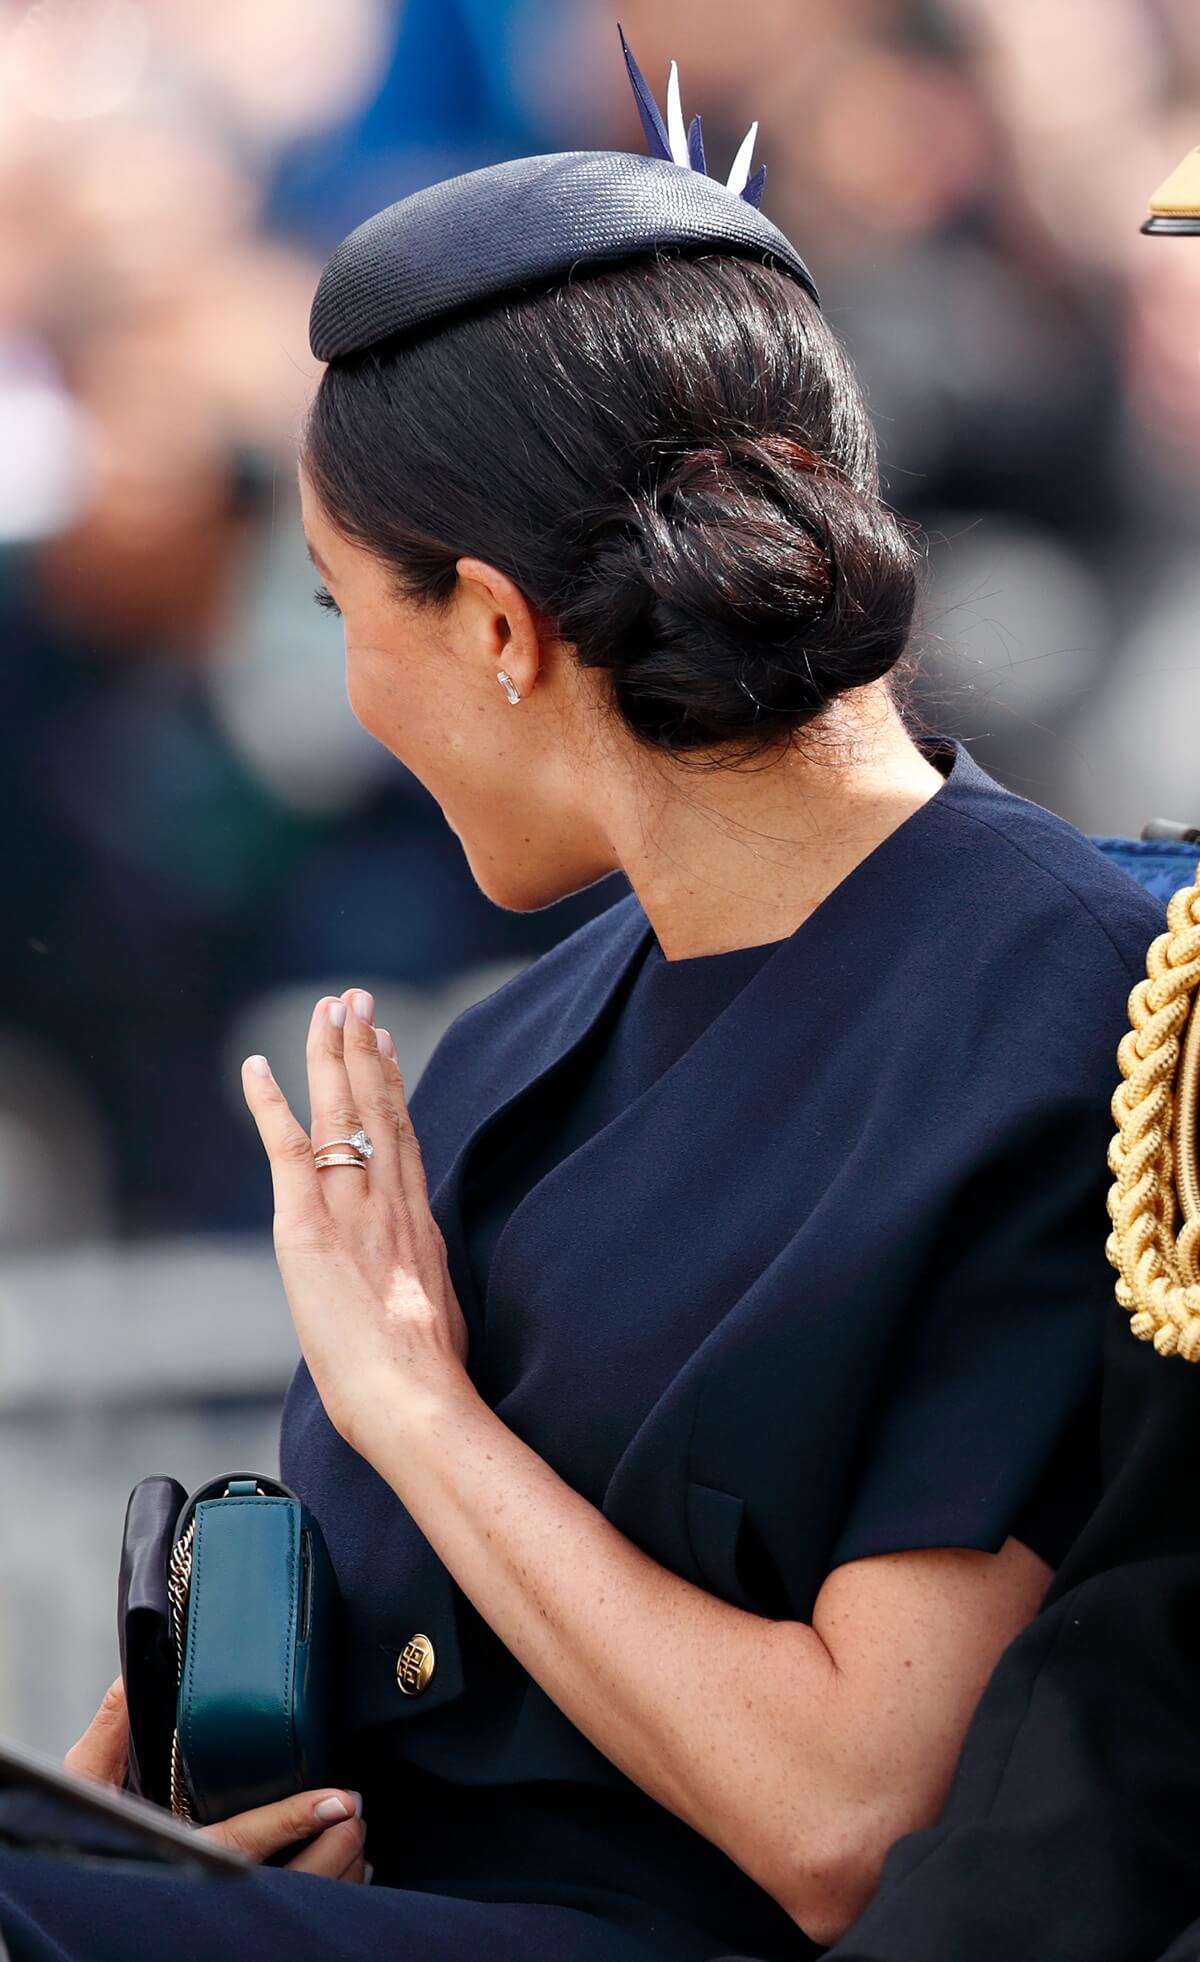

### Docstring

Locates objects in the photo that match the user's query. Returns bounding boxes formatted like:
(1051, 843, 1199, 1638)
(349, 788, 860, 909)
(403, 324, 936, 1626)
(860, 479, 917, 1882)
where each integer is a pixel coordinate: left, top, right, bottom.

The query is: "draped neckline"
(447, 737, 965, 1337)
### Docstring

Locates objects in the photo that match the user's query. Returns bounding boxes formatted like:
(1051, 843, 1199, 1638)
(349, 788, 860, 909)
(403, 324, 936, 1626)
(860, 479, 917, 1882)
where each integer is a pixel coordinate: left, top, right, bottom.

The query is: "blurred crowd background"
(3, 0, 1200, 1749)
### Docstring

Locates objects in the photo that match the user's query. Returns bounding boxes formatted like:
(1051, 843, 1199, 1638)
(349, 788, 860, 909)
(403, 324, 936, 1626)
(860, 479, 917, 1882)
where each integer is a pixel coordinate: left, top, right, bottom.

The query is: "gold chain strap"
(166, 1518, 196, 1823)
(1107, 868, 1200, 1359)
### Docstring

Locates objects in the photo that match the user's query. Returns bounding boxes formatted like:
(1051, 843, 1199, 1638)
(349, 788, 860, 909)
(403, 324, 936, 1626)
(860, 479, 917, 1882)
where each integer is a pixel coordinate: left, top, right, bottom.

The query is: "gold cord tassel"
(1107, 870, 1200, 1359)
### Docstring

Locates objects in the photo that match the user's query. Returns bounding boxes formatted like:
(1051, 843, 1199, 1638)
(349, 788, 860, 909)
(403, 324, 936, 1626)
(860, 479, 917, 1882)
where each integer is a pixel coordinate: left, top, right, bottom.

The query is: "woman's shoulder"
(926, 743, 1165, 991)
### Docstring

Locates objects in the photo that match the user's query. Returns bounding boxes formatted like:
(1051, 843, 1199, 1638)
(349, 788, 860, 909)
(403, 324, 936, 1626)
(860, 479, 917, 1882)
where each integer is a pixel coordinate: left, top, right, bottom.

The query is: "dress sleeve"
(829, 1094, 1111, 1574)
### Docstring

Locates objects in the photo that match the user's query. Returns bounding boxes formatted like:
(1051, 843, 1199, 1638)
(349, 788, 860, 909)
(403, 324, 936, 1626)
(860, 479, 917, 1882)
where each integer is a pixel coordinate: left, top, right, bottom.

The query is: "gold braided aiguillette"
(1108, 870, 1200, 1359)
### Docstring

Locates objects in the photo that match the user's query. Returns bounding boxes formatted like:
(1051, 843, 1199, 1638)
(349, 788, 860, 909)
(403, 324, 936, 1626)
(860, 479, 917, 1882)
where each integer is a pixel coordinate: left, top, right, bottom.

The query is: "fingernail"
(314, 1794, 352, 1823)
(351, 990, 375, 1023)
(347, 1789, 363, 1818)
(328, 1001, 347, 1030)
(377, 1028, 396, 1060)
(246, 1055, 272, 1079)
(363, 1862, 375, 1885)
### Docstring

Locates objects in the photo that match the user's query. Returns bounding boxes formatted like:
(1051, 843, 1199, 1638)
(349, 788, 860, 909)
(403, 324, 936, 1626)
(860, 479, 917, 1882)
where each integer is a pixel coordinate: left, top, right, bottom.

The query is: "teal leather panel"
(176, 1495, 324, 1825)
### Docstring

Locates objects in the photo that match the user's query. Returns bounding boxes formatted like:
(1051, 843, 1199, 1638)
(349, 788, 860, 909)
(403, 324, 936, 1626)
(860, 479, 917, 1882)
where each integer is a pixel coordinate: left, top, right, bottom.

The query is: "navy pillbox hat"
(309, 151, 821, 362)
(308, 32, 820, 363)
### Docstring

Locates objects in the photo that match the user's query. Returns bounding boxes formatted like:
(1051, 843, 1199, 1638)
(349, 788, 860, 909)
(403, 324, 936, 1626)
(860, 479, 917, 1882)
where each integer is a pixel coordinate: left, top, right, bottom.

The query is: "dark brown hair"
(303, 253, 918, 756)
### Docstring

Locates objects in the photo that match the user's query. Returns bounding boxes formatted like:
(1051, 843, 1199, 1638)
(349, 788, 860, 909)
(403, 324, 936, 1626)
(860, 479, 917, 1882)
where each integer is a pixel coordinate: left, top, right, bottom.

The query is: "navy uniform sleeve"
(830, 1091, 1112, 1573)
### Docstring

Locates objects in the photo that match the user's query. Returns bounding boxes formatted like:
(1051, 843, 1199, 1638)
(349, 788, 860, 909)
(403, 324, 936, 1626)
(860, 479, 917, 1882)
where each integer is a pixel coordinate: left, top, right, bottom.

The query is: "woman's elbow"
(767, 1806, 914, 1948)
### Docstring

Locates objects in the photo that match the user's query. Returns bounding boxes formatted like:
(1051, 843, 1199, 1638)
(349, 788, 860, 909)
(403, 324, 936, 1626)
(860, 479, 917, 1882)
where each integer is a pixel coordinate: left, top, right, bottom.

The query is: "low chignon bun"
(305, 254, 920, 755)
(559, 432, 917, 751)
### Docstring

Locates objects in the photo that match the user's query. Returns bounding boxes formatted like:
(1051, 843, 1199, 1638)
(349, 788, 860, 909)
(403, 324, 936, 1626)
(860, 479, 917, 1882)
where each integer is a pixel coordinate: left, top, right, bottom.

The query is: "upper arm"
(743, 1537, 1052, 1942)
(809, 1534, 1051, 1836)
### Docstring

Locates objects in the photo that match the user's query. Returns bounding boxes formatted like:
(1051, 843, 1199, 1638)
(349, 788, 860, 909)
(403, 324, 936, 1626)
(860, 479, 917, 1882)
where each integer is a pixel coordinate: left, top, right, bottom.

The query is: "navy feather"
(742, 163, 767, 209)
(618, 25, 672, 163)
(618, 25, 767, 209)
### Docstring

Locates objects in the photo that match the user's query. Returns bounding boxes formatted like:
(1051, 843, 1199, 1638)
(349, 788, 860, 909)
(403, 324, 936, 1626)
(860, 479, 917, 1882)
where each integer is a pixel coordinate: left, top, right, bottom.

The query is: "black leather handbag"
(118, 1473, 341, 1826)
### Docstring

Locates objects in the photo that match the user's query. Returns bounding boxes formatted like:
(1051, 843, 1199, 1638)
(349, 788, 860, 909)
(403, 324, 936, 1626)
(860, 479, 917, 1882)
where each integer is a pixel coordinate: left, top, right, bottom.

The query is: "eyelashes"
(313, 584, 342, 617)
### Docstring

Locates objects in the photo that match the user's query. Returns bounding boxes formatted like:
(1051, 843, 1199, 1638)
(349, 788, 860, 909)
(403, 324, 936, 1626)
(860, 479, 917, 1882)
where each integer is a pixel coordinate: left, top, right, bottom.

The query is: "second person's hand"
(67, 1678, 369, 1882)
(203, 1785, 367, 1881)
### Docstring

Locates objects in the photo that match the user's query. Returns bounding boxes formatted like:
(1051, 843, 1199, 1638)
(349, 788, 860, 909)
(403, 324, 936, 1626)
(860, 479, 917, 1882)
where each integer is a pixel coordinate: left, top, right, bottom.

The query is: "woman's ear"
(453, 556, 545, 700)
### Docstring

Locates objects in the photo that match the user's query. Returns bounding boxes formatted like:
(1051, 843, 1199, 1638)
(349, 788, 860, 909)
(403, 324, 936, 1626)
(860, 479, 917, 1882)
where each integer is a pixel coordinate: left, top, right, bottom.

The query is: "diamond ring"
(313, 1128, 375, 1162)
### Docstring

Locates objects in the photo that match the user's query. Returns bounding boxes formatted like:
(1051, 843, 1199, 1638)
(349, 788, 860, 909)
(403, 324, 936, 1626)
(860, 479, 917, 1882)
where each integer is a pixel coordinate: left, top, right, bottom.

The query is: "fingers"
(307, 994, 367, 1151)
(64, 1676, 129, 1789)
(244, 988, 415, 1228)
(305, 992, 398, 1199)
(285, 1813, 368, 1882)
(241, 1053, 324, 1238)
(202, 1787, 362, 1865)
(374, 1028, 434, 1217)
(337, 991, 407, 1188)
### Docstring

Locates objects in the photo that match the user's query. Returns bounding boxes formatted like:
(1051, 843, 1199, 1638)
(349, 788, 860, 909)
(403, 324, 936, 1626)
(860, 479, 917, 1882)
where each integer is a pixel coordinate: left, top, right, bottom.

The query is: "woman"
(0, 38, 1163, 1962)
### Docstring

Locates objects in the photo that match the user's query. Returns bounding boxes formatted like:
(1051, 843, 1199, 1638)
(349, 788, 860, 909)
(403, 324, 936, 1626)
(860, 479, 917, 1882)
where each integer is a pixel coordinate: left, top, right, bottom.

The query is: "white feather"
(726, 121, 759, 195)
(666, 61, 690, 166)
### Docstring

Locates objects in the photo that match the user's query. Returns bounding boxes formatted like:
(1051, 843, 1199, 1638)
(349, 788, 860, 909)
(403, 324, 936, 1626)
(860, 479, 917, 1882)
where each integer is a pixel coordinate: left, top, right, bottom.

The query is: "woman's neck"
(596, 692, 947, 963)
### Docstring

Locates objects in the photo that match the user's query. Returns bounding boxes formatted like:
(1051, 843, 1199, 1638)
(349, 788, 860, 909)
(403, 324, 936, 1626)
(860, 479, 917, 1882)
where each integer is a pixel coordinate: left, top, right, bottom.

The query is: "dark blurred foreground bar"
(0, 1739, 246, 1877)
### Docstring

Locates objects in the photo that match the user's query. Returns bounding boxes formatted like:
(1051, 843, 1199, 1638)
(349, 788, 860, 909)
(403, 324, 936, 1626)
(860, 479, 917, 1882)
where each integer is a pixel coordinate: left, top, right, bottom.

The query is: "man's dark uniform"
(827, 1311, 1200, 1962)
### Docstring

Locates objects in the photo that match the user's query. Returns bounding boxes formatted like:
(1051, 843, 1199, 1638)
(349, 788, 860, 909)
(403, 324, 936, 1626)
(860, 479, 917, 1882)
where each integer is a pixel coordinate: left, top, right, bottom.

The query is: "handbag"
(118, 1472, 341, 1826)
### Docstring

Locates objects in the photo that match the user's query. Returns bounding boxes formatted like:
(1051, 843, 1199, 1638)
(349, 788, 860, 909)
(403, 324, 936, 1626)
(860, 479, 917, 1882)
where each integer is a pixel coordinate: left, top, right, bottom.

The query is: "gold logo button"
(396, 1633, 436, 1696)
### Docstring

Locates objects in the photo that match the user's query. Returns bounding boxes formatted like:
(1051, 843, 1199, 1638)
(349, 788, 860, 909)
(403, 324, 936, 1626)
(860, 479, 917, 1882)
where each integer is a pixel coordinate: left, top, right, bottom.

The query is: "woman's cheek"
(343, 652, 374, 732)
(345, 657, 417, 762)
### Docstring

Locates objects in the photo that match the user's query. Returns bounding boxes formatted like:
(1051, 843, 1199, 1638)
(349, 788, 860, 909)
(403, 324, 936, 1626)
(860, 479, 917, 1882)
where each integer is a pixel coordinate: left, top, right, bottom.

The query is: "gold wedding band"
(314, 1152, 369, 1171)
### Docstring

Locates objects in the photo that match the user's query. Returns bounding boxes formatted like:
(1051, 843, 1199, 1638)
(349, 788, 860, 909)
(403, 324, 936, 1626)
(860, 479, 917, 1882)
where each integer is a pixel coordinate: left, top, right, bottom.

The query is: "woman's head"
(300, 252, 918, 908)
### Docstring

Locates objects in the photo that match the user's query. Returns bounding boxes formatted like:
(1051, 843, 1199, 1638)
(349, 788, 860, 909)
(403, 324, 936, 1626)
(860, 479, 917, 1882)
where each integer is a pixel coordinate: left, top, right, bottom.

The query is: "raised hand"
(240, 988, 470, 1457)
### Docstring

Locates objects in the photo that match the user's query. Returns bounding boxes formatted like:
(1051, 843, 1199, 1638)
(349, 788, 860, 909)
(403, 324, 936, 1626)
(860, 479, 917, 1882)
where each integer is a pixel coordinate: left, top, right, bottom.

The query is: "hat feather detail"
(619, 26, 765, 207)
(618, 25, 673, 162)
(725, 122, 759, 197)
(666, 62, 690, 167)
(742, 163, 766, 209)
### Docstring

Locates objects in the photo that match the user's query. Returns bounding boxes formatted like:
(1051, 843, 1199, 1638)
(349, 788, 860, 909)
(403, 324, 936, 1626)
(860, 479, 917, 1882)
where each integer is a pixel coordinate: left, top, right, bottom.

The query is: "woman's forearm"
(361, 1378, 1032, 1941)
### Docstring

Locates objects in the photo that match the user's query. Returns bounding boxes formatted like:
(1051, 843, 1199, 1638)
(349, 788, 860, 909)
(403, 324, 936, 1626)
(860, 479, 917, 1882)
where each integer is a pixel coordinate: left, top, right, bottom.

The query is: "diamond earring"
(496, 669, 521, 705)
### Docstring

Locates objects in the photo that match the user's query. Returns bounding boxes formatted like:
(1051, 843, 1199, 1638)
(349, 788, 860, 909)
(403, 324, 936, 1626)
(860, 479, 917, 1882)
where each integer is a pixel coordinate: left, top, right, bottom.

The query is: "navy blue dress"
(0, 740, 1164, 1961)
